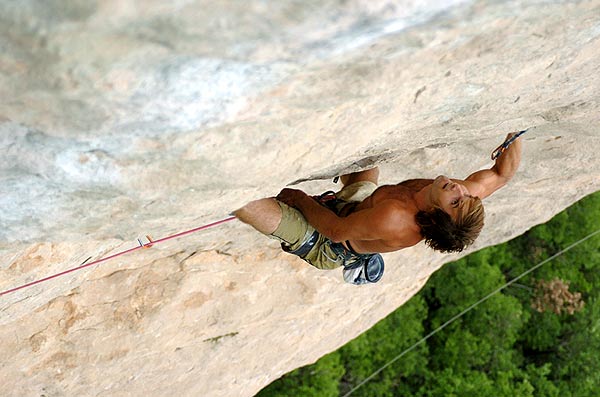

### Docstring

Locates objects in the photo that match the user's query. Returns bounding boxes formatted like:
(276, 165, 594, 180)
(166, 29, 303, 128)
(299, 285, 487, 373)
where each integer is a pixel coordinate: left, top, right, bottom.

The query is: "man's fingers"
(277, 188, 294, 198)
(493, 131, 522, 160)
(501, 132, 519, 144)
(276, 188, 299, 206)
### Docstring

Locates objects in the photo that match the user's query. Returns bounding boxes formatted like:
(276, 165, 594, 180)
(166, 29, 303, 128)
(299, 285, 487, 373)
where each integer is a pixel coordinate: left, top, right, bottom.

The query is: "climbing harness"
(282, 191, 385, 285)
(313, 190, 340, 210)
(0, 216, 236, 297)
(491, 129, 528, 160)
(281, 230, 320, 258)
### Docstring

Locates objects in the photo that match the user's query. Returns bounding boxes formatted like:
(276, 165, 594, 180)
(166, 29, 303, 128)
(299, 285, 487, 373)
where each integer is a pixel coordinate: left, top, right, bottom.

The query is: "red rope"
(0, 216, 237, 297)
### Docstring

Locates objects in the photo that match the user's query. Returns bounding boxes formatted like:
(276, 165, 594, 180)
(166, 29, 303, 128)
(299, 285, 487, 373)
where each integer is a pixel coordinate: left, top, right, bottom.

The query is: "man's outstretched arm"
(463, 132, 523, 199)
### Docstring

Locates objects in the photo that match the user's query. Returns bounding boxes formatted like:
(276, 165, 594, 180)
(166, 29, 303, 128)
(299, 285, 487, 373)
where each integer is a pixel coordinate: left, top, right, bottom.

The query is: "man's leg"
(340, 167, 379, 187)
(233, 198, 282, 235)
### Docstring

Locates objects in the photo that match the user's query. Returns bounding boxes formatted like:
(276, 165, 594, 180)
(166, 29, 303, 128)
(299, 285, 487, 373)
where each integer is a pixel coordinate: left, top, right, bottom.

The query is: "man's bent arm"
(464, 132, 523, 199)
(278, 189, 417, 245)
(491, 132, 522, 181)
(290, 193, 348, 241)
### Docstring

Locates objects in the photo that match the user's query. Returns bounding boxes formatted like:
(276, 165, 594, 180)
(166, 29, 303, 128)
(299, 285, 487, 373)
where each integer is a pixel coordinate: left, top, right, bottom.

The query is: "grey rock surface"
(1, 1, 599, 396)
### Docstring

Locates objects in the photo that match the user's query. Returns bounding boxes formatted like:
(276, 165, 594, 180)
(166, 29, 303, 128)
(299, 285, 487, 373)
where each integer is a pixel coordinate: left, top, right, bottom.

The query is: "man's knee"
(341, 167, 379, 186)
(234, 198, 282, 235)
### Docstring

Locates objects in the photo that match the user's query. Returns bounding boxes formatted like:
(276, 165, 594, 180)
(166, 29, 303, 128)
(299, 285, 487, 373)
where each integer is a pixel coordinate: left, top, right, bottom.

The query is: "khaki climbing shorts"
(268, 181, 377, 270)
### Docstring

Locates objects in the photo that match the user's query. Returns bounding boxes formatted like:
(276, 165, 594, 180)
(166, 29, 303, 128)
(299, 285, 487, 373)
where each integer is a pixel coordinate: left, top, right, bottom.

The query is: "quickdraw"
(491, 129, 528, 160)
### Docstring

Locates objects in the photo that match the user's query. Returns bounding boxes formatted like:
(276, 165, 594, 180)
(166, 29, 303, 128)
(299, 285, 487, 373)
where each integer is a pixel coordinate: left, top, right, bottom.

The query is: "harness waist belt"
(281, 230, 320, 258)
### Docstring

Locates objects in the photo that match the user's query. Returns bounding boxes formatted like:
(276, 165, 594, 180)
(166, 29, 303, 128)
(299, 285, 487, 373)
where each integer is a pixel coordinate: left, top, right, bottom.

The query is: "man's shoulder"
(372, 199, 420, 231)
(396, 178, 434, 190)
(374, 197, 415, 212)
(368, 182, 427, 208)
(374, 200, 422, 246)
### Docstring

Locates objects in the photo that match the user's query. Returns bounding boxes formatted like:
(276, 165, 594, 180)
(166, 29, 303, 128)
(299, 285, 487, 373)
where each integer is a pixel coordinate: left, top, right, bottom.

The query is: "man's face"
(431, 175, 473, 219)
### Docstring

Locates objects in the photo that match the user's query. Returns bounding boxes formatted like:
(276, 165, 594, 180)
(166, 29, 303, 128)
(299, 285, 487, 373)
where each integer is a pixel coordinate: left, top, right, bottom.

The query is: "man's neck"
(413, 184, 434, 212)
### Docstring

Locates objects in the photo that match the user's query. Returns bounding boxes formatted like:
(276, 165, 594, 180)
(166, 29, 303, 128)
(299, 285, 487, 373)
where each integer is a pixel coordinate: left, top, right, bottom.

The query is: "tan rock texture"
(1, 1, 599, 396)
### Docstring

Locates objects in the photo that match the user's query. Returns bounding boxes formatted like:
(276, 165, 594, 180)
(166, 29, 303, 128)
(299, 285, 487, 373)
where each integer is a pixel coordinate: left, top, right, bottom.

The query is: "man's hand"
(506, 131, 519, 140)
(491, 131, 524, 160)
(276, 188, 308, 208)
(465, 130, 523, 199)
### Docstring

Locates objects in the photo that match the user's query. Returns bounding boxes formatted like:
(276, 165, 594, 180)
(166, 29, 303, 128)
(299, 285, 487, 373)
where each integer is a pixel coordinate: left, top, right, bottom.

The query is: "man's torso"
(344, 179, 433, 253)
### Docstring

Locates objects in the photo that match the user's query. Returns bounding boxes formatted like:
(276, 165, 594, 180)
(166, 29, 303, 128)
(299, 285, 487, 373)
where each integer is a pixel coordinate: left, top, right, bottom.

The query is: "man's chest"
(371, 179, 432, 203)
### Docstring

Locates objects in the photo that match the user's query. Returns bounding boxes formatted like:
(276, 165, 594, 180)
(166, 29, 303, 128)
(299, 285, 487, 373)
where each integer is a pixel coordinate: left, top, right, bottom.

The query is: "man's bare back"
(344, 179, 433, 253)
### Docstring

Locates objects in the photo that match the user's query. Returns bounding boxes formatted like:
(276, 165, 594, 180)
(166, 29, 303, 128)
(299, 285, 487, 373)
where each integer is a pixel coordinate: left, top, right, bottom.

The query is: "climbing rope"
(342, 226, 600, 397)
(0, 215, 236, 297)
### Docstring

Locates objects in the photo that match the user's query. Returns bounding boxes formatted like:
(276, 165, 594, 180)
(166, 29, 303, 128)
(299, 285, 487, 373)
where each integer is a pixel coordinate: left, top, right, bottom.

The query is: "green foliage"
(524, 364, 559, 397)
(257, 191, 600, 396)
(522, 310, 562, 353)
(257, 351, 344, 397)
(337, 295, 429, 397)
(418, 368, 496, 397)
(425, 258, 529, 374)
(553, 296, 600, 396)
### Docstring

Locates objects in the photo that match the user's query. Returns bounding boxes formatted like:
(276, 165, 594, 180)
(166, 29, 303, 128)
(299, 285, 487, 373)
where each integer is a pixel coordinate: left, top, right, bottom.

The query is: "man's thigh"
(340, 167, 379, 186)
(336, 180, 378, 203)
(268, 201, 342, 270)
(269, 201, 314, 251)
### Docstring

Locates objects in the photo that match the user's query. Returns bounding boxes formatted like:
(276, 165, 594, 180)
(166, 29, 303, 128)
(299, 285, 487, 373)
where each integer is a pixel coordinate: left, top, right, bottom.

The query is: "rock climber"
(234, 132, 523, 284)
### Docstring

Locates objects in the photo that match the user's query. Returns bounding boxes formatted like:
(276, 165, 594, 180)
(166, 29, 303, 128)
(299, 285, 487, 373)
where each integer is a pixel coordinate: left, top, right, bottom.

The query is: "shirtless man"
(234, 132, 522, 283)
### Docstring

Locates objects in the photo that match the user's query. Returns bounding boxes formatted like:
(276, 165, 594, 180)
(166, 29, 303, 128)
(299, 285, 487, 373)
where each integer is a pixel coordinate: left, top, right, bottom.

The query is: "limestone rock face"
(1, 1, 599, 396)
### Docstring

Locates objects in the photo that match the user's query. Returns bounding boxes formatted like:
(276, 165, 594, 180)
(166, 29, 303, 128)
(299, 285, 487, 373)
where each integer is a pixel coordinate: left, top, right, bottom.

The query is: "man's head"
(416, 176, 485, 253)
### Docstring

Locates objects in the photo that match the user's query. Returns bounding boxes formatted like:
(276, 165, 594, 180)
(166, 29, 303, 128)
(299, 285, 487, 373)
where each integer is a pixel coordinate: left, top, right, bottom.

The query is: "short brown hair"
(415, 196, 484, 253)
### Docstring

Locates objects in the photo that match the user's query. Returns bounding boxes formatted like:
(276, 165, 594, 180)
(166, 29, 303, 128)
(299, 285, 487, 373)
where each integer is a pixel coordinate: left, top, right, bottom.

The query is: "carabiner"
(491, 129, 528, 160)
